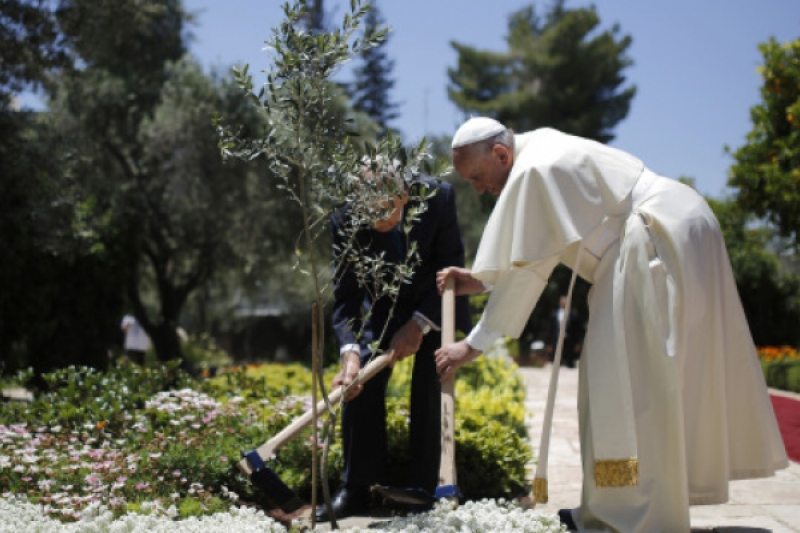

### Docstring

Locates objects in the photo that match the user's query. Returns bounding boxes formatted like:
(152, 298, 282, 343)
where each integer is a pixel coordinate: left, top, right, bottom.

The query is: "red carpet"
(770, 394, 800, 463)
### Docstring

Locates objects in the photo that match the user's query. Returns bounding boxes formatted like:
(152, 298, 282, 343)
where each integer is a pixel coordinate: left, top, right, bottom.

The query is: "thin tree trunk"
(149, 322, 183, 364)
(311, 302, 320, 529)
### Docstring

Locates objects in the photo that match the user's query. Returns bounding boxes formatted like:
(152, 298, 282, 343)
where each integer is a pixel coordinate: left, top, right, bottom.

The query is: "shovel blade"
(243, 449, 307, 513)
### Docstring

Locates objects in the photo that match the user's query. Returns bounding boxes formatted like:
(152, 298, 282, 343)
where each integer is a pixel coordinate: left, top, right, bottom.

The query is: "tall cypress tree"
(448, 0, 635, 143)
(447, 1, 635, 355)
(303, 0, 325, 33)
(350, 3, 398, 133)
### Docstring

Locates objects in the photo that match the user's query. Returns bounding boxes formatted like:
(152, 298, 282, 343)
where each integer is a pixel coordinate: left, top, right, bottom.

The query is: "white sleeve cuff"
(466, 320, 500, 353)
(340, 344, 360, 359)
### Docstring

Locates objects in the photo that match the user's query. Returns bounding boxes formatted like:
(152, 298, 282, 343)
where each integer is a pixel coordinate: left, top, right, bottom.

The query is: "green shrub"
(761, 359, 800, 393)
(1, 360, 191, 431)
(203, 361, 340, 402)
(323, 355, 531, 500)
(181, 333, 233, 372)
(455, 418, 532, 500)
(0, 354, 533, 522)
(215, 356, 532, 501)
(389, 354, 528, 437)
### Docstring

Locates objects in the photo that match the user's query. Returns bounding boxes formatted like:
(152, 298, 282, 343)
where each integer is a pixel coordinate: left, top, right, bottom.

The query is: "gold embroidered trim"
(594, 458, 639, 487)
(532, 477, 548, 503)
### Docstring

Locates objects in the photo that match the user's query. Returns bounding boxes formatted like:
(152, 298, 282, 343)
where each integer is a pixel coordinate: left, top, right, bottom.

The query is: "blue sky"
(23, 1, 798, 198)
(182, 0, 799, 198)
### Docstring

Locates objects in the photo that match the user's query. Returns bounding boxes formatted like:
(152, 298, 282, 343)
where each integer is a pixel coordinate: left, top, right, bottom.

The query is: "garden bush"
(0, 355, 533, 524)
(758, 346, 800, 393)
(245, 355, 533, 501)
(181, 333, 233, 374)
(388, 354, 528, 438)
(2, 360, 191, 432)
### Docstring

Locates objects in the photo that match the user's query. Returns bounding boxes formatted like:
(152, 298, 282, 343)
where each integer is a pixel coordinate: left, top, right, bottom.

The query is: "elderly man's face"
(372, 193, 408, 232)
(453, 144, 513, 196)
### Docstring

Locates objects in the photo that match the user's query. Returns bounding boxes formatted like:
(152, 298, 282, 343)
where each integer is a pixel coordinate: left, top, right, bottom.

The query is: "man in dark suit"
(316, 172, 471, 521)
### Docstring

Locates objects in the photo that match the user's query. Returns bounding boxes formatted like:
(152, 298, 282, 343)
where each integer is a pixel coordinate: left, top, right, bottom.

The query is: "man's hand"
(436, 267, 485, 296)
(332, 351, 363, 402)
(389, 319, 424, 365)
(435, 340, 482, 382)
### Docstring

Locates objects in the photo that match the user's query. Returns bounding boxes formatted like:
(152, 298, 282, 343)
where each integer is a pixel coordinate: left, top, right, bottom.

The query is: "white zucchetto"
(451, 117, 507, 148)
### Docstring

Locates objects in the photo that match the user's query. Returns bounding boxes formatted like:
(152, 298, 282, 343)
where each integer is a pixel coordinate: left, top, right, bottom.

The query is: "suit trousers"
(341, 333, 442, 493)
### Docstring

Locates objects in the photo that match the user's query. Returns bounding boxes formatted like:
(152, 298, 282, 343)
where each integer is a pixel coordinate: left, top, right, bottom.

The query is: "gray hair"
(359, 155, 404, 189)
(346, 155, 406, 212)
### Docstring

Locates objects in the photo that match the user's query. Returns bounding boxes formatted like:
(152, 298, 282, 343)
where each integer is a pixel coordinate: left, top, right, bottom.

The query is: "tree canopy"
(728, 36, 800, 248)
(1, 0, 121, 373)
(707, 196, 800, 347)
(448, 0, 635, 142)
(350, 2, 399, 133)
(1, 0, 273, 367)
(0, 0, 69, 99)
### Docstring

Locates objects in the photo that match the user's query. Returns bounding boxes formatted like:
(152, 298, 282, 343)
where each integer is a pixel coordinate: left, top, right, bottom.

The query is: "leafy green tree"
(218, 0, 438, 368)
(0, 109, 124, 375)
(0, 1, 123, 374)
(448, 0, 635, 142)
(41, 0, 276, 365)
(708, 197, 800, 346)
(350, 2, 398, 133)
(728, 36, 800, 248)
(52, 57, 263, 365)
(0, 0, 69, 99)
(217, 0, 444, 521)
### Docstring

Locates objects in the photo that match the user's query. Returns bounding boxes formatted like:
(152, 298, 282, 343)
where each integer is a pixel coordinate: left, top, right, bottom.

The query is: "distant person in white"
(121, 314, 150, 366)
(435, 117, 788, 532)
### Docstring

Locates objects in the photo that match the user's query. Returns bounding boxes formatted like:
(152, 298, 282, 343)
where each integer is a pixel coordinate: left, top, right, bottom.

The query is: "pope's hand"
(332, 351, 363, 402)
(436, 267, 484, 296)
(435, 340, 482, 382)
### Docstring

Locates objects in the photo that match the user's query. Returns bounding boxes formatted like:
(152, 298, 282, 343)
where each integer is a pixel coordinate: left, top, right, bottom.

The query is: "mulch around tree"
(770, 393, 800, 463)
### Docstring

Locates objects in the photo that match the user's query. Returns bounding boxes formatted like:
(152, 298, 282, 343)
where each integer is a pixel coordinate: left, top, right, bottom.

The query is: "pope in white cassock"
(434, 117, 788, 532)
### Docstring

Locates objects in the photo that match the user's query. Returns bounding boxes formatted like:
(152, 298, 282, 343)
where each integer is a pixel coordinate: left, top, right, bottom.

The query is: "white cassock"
(466, 128, 788, 532)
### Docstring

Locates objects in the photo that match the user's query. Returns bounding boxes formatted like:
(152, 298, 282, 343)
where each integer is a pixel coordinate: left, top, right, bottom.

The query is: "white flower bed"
(0, 496, 565, 533)
(358, 500, 566, 533)
(0, 495, 284, 532)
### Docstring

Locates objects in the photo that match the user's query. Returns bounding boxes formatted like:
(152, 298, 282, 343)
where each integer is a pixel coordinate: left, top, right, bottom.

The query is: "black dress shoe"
(558, 508, 577, 531)
(315, 485, 371, 522)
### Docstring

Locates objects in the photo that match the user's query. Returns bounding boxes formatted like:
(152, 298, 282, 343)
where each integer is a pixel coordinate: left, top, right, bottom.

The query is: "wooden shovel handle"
(238, 352, 392, 476)
(438, 278, 457, 488)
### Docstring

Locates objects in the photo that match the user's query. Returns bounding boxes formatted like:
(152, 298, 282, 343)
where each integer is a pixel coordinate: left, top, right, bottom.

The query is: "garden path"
(318, 348, 800, 532)
(520, 363, 800, 533)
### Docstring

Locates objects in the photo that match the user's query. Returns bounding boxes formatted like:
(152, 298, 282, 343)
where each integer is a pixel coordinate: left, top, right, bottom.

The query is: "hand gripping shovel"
(238, 352, 392, 516)
(373, 277, 461, 507)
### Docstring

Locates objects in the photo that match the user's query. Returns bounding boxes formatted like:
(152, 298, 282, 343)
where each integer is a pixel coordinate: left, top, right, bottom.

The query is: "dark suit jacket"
(331, 177, 471, 353)
(329, 177, 471, 490)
